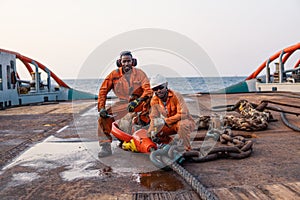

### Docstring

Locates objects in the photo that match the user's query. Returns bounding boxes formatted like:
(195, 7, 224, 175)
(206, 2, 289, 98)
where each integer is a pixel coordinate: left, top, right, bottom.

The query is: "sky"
(0, 0, 299, 79)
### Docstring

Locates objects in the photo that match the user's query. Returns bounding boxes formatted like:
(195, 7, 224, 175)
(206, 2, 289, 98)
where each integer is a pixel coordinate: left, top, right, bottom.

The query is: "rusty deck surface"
(185, 92, 300, 200)
(0, 92, 300, 199)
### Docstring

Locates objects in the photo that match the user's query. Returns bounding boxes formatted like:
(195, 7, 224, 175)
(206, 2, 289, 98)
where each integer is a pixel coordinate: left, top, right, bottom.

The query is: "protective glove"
(153, 118, 166, 127)
(127, 98, 141, 112)
(99, 108, 109, 118)
(152, 137, 160, 143)
(147, 130, 160, 143)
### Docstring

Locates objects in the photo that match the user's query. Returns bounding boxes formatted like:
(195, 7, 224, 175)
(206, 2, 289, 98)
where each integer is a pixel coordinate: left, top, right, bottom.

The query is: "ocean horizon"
(64, 76, 246, 96)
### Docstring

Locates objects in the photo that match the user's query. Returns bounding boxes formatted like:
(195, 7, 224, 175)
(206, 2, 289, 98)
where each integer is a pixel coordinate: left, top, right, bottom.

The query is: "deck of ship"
(186, 92, 300, 200)
(0, 92, 299, 199)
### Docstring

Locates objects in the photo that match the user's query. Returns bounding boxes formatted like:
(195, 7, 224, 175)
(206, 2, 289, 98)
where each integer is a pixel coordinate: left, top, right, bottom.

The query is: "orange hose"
(111, 122, 133, 142)
(246, 43, 300, 80)
(282, 51, 293, 64)
(132, 129, 157, 153)
(0, 48, 70, 88)
(293, 59, 300, 69)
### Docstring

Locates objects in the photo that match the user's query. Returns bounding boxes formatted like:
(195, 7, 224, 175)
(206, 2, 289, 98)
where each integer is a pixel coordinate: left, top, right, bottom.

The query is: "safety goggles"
(152, 84, 166, 92)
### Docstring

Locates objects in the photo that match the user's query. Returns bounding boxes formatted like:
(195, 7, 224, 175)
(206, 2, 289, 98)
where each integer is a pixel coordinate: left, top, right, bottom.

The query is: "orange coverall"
(98, 67, 152, 143)
(148, 89, 195, 150)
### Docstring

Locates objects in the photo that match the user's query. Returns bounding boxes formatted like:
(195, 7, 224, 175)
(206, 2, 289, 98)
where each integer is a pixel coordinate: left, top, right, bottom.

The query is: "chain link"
(195, 99, 274, 131)
(185, 128, 253, 161)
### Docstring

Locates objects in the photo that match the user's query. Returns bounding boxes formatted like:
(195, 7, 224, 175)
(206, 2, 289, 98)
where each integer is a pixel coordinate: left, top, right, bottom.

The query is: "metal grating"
(132, 191, 200, 200)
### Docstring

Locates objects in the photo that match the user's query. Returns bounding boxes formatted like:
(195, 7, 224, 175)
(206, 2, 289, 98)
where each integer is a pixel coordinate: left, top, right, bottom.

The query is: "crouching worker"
(97, 51, 152, 157)
(147, 74, 195, 151)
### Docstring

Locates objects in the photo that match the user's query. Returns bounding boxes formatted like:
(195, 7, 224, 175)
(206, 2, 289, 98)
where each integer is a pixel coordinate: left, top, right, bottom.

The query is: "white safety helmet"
(150, 74, 167, 89)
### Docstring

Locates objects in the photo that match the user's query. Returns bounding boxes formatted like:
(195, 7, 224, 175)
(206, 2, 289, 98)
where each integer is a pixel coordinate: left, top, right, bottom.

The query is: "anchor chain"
(207, 99, 300, 132)
(184, 129, 253, 162)
(149, 132, 253, 198)
(196, 99, 274, 131)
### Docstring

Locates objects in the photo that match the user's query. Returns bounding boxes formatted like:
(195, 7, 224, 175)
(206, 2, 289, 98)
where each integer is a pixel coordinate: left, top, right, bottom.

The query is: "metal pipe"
(44, 67, 51, 92)
(31, 61, 39, 93)
(266, 58, 270, 83)
(279, 50, 285, 83)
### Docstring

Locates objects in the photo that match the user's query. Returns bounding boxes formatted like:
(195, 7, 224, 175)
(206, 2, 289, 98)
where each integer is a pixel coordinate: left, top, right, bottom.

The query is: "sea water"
(64, 76, 246, 96)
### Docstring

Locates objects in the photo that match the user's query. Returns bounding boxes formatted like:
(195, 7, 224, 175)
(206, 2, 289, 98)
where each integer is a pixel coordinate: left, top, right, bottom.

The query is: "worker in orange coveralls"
(147, 74, 195, 151)
(97, 51, 152, 157)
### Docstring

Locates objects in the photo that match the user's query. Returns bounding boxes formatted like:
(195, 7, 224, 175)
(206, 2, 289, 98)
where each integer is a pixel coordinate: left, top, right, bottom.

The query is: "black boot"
(98, 142, 112, 158)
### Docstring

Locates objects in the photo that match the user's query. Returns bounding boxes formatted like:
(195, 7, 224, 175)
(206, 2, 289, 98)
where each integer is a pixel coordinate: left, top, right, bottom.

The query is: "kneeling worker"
(147, 74, 195, 151)
(97, 51, 152, 157)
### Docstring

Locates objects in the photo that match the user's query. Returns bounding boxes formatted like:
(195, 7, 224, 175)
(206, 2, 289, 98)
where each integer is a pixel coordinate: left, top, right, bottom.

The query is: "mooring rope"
(280, 109, 300, 132)
(149, 144, 219, 200)
(168, 159, 219, 200)
(160, 153, 219, 200)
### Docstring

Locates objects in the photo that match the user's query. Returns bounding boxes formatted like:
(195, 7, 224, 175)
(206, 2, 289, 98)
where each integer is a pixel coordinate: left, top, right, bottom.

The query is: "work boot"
(98, 142, 112, 158)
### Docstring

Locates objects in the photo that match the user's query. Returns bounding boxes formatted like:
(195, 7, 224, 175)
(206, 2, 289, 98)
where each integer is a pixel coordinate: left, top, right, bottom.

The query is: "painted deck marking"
(56, 125, 69, 133)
